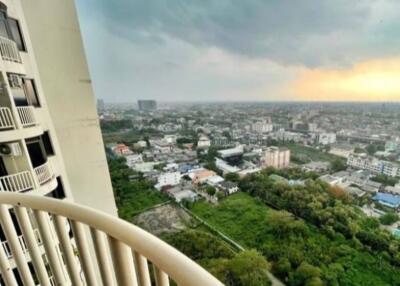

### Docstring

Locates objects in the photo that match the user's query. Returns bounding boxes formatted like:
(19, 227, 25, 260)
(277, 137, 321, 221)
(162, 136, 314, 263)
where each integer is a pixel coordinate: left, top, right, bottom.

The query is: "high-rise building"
(97, 99, 105, 112)
(0, 1, 221, 285)
(263, 147, 291, 169)
(138, 99, 157, 111)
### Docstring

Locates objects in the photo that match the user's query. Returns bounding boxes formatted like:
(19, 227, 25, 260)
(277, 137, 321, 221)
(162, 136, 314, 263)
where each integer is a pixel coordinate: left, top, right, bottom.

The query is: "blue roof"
(373, 193, 400, 208)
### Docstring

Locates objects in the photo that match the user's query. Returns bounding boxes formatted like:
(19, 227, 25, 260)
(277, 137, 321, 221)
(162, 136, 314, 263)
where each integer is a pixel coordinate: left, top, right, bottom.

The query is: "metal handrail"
(0, 193, 223, 286)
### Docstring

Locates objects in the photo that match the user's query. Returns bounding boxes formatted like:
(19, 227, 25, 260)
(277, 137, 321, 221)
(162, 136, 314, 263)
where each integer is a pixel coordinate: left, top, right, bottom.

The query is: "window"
(46, 177, 66, 199)
(8, 18, 25, 51)
(22, 78, 40, 107)
(0, 11, 9, 39)
(41, 131, 55, 156)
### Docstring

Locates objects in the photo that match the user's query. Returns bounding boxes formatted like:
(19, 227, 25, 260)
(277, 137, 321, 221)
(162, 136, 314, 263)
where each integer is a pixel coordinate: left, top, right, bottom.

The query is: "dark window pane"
(8, 18, 25, 51)
(46, 177, 66, 199)
(41, 131, 55, 156)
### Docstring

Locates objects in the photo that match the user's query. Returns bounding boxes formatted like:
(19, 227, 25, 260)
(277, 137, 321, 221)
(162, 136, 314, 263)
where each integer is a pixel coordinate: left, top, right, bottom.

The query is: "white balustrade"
(17, 106, 36, 127)
(0, 36, 22, 63)
(0, 193, 224, 286)
(0, 107, 15, 130)
(34, 161, 53, 185)
(0, 171, 34, 192)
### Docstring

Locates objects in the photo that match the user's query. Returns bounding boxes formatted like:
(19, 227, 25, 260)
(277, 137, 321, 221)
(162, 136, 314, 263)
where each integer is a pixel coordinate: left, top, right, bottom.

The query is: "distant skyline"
(76, 1, 400, 102)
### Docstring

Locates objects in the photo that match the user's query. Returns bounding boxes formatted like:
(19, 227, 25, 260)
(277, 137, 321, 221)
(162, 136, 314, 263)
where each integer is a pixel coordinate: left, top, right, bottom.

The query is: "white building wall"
(21, 0, 117, 215)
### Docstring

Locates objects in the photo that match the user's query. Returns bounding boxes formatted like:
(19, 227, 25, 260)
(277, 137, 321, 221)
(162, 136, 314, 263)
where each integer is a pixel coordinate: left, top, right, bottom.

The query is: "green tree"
(206, 186, 217, 196)
(379, 212, 399, 225)
(226, 250, 271, 286)
(330, 159, 346, 172)
(225, 172, 240, 182)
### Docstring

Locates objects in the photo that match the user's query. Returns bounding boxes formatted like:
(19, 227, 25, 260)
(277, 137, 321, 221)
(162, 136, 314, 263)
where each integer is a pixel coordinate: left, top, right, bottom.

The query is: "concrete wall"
(20, 0, 117, 215)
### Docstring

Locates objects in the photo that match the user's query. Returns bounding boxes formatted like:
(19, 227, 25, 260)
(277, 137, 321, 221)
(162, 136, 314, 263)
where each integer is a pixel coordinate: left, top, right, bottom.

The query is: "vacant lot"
(134, 203, 194, 235)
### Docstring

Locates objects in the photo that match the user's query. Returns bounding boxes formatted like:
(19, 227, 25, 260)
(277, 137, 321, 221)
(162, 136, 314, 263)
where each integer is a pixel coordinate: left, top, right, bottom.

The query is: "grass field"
(283, 143, 344, 164)
(189, 192, 400, 285)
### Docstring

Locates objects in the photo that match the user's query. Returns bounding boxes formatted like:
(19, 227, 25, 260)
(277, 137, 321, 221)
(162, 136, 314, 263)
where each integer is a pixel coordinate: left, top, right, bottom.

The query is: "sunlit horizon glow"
(289, 58, 400, 101)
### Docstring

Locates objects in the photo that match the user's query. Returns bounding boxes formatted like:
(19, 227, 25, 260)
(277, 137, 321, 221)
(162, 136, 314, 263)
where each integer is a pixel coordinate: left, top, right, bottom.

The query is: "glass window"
(41, 131, 55, 156)
(0, 12, 9, 38)
(8, 18, 25, 51)
(23, 78, 40, 107)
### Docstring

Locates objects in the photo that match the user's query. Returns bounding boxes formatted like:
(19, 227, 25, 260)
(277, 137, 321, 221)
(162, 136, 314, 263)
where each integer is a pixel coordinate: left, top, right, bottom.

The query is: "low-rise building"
(125, 153, 143, 168)
(218, 181, 239, 195)
(373, 193, 400, 209)
(252, 119, 273, 133)
(156, 172, 181, 189)
(347, 153, 400, 177)
(317, 133, 336, 145)
(197, 135, 211, 149)
(111, 143, 133, 156)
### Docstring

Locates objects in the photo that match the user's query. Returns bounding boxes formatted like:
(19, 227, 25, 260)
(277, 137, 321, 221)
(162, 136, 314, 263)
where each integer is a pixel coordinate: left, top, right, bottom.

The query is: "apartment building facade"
(0, 1, 222, 285)
(347, 153, 400, 177)
(263, 146, 291, 169)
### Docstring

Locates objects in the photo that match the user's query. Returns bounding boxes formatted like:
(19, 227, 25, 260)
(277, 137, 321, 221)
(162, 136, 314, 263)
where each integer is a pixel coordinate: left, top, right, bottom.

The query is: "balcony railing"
(0, 107, 15, 130)
(34, 161, 54, 185)
(0, 193, 223, 286)
(17, 106, 36, 127)
(1, 229, 42, 258)
(0, 36, 22, 63)
(0, 171, 34, 192)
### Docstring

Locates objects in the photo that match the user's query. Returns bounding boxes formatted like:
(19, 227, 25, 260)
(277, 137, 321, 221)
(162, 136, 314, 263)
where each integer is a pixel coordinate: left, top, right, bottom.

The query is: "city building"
(97, 99, 105, 111)
(156, 172, 181, 189)
(251, 118, 273, 133)
(262, 147, 291, 169)
(111, 143, 133, 156)
(197, 134, 211, 148)
(317, 132, 337, 145)
(125, 153, 143, 168)
(0, 2, 221, 285)
(138, 100, 157, 111)
(347, 153, 400, 177)
(385, 139, 400, 153)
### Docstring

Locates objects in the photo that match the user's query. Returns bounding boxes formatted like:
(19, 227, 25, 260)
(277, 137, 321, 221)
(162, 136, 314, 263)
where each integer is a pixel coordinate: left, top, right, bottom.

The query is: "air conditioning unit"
(8, 74, 22, 88)
(0, 143, 22, 156)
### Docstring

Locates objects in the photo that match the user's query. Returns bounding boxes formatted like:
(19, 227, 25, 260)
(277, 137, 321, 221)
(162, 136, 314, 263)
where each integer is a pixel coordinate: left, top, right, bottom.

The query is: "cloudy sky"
(75, 0, 400, 102)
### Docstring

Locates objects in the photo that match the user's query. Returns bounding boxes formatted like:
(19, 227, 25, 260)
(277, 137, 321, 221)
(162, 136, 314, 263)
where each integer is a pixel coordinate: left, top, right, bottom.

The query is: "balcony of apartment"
(0, 36, 24, 74)
(0, 74, 42, 140)
(0, 193, 223, 285)
(0, 138, 57, 195)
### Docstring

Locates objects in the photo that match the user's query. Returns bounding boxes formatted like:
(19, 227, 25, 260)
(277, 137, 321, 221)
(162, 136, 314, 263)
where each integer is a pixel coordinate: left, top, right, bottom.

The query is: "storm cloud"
(76, 0, 400, 102)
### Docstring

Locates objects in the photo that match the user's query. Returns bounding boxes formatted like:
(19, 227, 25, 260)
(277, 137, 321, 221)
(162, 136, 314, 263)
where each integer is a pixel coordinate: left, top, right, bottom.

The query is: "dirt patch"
(133, 203, 194, 236)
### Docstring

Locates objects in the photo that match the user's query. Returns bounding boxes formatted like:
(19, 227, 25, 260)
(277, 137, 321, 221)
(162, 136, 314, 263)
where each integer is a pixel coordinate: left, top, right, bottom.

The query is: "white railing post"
(0, 107, 15, 129)
(0, 171, 34, 192)
(34, 161, 54, 185)
(0, 193, 225, 286)
(0, 36, 22, 63)
(17, 106, 36, 127)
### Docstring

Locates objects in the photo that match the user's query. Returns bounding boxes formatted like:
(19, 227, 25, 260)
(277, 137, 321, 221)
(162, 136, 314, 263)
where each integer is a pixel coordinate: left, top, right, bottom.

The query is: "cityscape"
(0, 0, 399, 286)
(100, 100, 400, 285)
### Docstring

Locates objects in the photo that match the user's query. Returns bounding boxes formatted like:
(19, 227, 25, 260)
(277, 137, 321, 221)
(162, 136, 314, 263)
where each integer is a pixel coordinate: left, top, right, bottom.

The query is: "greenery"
(190, 185, 400, 285)
(163, 230, 271, 286)
(370, 174, 399, 187)
(100, 119, 132, 133)
(282, 143, 345, 165)
(206, 186, 217, 196)
(380, 212, 399, 225)
(107, 157, 168, 220)
(225, 172, 240, 182)
(330, 158, 347, 172)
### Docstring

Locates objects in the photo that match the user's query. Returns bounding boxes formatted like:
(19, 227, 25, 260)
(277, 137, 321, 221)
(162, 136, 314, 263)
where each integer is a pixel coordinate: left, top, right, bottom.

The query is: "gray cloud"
(75, 0, 400, 102)
(78, 0, 400, 67)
